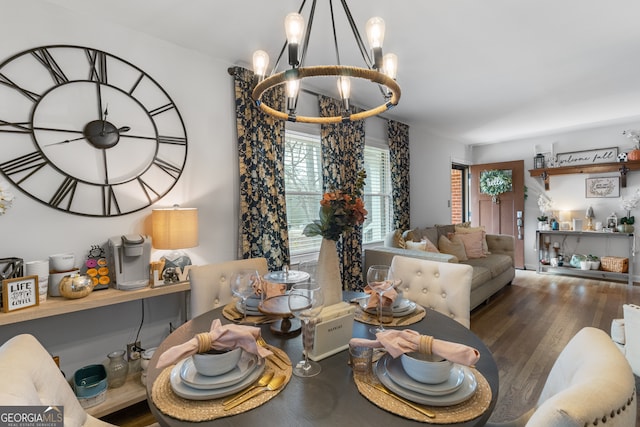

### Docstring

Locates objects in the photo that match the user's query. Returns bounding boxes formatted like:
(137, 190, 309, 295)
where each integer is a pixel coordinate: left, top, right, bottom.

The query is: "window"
(451, 163, 469, 223)
(284, 130, 323, 255)
(362, 145, 393, 244)
(284, 130, 393, 256)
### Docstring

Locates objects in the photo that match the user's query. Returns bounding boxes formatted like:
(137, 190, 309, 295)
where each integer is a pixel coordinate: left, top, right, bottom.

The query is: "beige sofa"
(364, 225, 515, 310)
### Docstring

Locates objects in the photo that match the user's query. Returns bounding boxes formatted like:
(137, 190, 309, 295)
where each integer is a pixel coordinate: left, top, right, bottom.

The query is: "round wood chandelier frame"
(251, 65, 401, 124)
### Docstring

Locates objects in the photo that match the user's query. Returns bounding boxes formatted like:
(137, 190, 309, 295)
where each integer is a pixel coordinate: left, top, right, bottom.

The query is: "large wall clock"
(0, 45, 188, 217)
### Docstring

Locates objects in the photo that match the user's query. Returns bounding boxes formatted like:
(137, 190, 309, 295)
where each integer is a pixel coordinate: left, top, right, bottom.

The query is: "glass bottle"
(106, 350, 129, 388)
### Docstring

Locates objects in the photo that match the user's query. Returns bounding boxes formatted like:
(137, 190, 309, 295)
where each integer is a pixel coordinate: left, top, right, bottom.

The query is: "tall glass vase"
(316, 238, 342, 306)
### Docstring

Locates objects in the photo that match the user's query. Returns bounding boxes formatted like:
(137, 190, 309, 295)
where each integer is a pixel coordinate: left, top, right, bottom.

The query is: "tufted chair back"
(487, 327, 637, 427)
(389, 255, 473, 328)
(189, 258, 268, 319)
(0, 334, 115, 427)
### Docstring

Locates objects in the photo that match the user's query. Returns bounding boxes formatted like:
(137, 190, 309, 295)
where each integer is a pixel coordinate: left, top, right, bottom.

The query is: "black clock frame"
(0, 44, 188, 217)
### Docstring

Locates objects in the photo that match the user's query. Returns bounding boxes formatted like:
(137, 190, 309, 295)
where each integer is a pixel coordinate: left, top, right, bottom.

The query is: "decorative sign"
(2, 275, 39, 312)
(555, 147, 618, 167)
(586, 177, 620, 198)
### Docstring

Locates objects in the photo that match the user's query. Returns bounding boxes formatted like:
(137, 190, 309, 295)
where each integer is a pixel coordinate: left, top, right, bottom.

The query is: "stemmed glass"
(231, 269, 260, 322)
(287, 282, 324, 377)
(367, 265, 393, 334)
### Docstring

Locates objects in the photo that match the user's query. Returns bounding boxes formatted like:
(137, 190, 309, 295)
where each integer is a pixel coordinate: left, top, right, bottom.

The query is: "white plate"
(362, 298, 417, 317)
(263, 270, 310, 284)
(179, 351, 259, 390)
(236, 301, 263, 316)
(383, 354, 465, 396)
(170, 359, 265, 400)
(375, 354, 477, 406)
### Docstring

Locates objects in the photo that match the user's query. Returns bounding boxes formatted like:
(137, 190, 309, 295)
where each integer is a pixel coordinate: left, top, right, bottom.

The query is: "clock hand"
(44, 126, 130, 146)
(100, 106, 108, 136)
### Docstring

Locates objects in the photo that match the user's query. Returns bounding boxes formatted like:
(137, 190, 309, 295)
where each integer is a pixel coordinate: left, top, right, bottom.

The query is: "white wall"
(409, 123, 473, 225)
(473, 120, 640, 273)
(0, 2, 239, 376)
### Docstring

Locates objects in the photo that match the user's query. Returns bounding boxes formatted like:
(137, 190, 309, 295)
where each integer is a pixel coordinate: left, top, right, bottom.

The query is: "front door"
(470, 160, 525, 269)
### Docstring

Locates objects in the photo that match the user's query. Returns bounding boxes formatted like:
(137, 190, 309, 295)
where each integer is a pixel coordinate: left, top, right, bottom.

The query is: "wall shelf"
(528, 160, 640, 189)
(0, 282, 190, 326)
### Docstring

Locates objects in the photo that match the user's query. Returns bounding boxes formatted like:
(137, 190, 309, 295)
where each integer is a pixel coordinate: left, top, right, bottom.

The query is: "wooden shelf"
(86, 371, 147, 418)
(529, 160, 640, 189)
(536, 230, 635, 286)
(0, 282, 190, 326)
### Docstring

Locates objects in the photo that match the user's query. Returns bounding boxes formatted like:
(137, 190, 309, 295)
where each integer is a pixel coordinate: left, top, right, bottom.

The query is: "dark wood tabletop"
(146, 292, 498, 426)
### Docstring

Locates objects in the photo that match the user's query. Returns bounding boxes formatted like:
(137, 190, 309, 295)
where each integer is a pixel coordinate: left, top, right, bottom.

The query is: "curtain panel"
(229, 66, 290, 270)
(318, 94, 366, 291)
(388, 120, 410, 231)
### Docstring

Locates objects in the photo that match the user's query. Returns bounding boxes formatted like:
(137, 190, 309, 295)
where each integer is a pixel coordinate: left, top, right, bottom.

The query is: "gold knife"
(369, 382, 436, 418)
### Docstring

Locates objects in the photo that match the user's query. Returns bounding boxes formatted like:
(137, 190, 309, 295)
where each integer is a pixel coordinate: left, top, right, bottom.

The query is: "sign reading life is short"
(2, 275, 39, 312)
(555, 147, 618, 167)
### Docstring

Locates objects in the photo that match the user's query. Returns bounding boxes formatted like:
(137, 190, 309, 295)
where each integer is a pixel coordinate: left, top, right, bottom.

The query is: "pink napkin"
(350, 329, 480, 367)
(156, 319, 273, 369)
(253, 279, 286, 299)
(364, 280, 400, 310)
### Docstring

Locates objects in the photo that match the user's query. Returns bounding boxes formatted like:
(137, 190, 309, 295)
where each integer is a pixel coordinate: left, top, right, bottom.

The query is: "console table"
(536, 230, 635, 286)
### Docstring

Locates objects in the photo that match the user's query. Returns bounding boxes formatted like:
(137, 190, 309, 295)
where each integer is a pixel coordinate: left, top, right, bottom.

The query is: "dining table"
(146, 291, 498, 426)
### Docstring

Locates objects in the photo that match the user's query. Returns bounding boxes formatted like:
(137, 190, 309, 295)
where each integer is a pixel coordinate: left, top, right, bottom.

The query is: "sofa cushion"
(403, 227, 438, 245)
(405, 238, 439, 253)
(385, 229, 406, 248)
(462, 254, 513, 278)
(467, 265, 492, 291)
(439, 235, 468, 261)
(454, 230, 486, 259)
(455, 225, 490, 254)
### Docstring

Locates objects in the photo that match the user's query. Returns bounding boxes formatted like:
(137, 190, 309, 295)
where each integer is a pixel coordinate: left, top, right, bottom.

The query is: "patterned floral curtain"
(229, 66, 289, 270)
(318, 94, 366, 291)
(388, 120, 410, 231)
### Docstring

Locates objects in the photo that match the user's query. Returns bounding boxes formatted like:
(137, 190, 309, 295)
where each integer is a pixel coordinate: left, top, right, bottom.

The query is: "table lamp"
(151, 205, 199, 283)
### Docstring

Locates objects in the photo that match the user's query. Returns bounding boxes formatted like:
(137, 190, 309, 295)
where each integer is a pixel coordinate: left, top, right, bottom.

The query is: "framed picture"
(585, 177, 620, 198)
(2, 275, 39, 313)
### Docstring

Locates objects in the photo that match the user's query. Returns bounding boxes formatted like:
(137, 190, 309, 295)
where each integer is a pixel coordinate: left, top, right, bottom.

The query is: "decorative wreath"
(480, 169, 512, 197)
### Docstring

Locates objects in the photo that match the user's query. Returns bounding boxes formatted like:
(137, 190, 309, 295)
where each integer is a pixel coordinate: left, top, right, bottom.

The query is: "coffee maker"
(107, 235, 151, 290)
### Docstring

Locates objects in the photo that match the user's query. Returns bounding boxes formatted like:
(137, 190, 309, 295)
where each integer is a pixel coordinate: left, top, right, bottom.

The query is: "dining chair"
(389, 255, 473, 328)
(611, 303, 640, 376)
(486, 327, 637, 427)
(0, 334, 116, 426)
(189, 257, 268, 318)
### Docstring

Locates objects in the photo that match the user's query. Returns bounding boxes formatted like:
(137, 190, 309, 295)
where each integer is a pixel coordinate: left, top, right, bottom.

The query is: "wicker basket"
(600, 256, 629, 273)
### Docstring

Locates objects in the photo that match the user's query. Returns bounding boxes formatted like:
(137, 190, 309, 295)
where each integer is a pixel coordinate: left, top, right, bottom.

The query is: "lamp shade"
(151, 207, 199, 250)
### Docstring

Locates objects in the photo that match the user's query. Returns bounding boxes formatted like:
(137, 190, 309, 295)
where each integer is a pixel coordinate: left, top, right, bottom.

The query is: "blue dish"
(73, 364, 107, 398)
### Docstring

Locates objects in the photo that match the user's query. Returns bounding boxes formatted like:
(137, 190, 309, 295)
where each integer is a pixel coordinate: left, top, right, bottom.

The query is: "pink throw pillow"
(455, 231, 486, 259)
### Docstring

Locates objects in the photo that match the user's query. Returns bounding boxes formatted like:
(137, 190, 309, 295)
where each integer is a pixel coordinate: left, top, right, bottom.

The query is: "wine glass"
(231, 269, 260, 322)
(288, 282, 324, 377)
(367, 265, 393, 334)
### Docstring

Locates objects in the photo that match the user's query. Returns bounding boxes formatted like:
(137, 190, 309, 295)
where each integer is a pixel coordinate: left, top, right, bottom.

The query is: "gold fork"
(257, 336, 291, 368)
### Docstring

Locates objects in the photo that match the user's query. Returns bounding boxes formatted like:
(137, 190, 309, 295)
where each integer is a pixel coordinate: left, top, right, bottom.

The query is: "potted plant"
(619, 188, 640, 233)
(537, 215, 548, 230)
(618, 216, 635, 233)
(587, 254, 600, 270)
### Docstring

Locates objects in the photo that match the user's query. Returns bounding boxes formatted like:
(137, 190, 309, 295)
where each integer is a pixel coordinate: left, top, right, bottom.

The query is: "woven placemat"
(354, 304, 426, 327)
(353, 368, 491, 424)
(151, 347, 292, 422)
(222, 301, 272, 324)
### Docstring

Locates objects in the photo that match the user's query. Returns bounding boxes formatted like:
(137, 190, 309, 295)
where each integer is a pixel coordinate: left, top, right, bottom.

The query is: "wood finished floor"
(471, 269, 640, 424)
(106, 270, 640, 426)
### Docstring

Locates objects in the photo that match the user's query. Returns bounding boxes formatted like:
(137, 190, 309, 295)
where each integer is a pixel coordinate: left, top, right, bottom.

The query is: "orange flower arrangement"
(303, 170, 368, 241)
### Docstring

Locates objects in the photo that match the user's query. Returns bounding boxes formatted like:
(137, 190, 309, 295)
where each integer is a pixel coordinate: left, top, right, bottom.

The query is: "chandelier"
(251, 0, 401, 124)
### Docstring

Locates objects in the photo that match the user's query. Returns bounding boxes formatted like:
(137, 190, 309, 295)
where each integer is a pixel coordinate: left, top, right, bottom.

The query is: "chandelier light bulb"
(286, 78, 300, 99)
(252, 50, 270, 78)
(365, 17, 385, 49)
(382, 53, 398, 79)
(285, 13, 305, 44)
(337, 76, 351, 111)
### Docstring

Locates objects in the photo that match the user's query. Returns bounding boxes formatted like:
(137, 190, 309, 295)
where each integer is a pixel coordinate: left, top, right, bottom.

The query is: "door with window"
(470, 160, 525, 269)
